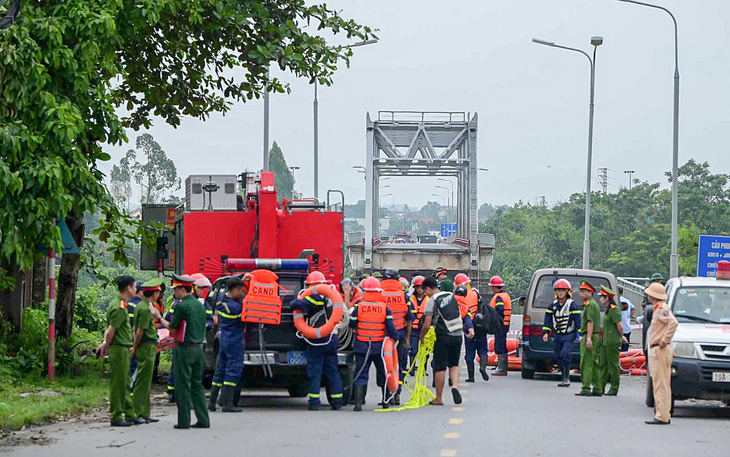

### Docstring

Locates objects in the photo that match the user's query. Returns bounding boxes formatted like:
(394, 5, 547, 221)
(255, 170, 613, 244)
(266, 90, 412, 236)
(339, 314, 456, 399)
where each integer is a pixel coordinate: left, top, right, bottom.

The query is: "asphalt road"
(3, 367, 730, 457)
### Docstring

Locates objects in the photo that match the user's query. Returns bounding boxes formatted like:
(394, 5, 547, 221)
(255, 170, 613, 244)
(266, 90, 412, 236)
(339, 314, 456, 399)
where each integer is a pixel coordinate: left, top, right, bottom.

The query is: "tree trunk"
(55, 212, 84, 339)
(31, 256, 47, 306)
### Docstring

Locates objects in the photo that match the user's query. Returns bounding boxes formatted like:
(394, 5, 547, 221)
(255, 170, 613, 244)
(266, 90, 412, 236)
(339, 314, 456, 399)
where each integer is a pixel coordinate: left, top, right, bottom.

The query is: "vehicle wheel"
(645, 373, 655, 407)
(287, 382, 309, 398)
(521, 360, 535, 380)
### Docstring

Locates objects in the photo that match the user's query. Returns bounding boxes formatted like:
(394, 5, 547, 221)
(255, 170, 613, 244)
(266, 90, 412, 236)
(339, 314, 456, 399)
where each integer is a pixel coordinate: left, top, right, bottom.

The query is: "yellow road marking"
(443, 432, 460, 439)
(449, 418, 463, 424)
(440, 450, 457, 457)
(452, 407, 464, 412)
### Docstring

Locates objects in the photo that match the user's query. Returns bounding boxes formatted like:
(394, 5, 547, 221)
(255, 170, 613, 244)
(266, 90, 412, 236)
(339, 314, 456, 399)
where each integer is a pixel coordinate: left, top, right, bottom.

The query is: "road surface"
(3, 368, 729, 456)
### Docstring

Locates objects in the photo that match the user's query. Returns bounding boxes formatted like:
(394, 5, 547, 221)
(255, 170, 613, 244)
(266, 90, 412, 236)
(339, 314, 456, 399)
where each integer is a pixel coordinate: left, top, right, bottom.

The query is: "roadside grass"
(0, 373, 108, 431)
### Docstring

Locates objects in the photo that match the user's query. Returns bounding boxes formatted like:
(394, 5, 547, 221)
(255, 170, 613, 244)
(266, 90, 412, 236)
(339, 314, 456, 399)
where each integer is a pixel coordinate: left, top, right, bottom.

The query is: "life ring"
(382, 337, 399, 393)
(293, 284, 345, 339)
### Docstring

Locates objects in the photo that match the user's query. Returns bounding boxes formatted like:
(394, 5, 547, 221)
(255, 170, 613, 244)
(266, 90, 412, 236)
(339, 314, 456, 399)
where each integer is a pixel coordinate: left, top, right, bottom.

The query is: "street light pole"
(436, 185, 451, 216)
(618, 0, 680, 277)
(533, 36, 603, 270)
(314, 39, 378, 200)
(624, 170, 635, 190)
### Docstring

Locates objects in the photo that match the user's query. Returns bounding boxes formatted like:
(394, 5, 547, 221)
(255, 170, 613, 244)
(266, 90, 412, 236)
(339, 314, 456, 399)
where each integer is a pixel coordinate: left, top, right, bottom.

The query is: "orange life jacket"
(490, 291, 512, 326)
(455, 295, 470, 319)
(381, 279, 408, 331)
(356, 295, 387, 343)
(410, 295, 428, 330)
(153, 300, 165, 326)
(241, 269, 282, 325)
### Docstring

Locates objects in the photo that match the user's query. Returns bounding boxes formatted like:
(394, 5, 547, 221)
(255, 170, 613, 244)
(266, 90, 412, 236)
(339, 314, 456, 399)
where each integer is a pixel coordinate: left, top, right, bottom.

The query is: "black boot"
(221, 385, 243, 413)
(558, 367, 570, 387)
(208, 385, 221, 411)
(479, 357, 490, 381)
(362, 385, 367, 405)
(167, 390, 176, 403)
(353, 386, 364, 412)
(394, 393, 401, 406)
(466, 363, 475, 383)
(493, 354, 508, 376)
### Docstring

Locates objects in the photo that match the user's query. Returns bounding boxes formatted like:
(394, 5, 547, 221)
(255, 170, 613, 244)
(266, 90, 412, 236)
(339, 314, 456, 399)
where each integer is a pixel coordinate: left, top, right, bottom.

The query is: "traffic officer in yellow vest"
(348, 276, 398, 412)
(97, 276, 137, 426)
(597, 286, 627, 396)
(644, 282, 678, 425)
(576, 280, 602, 397)
(131, 278, 164, 424)
(489, 276, 512, 376)
(152, 274, 210, 429)
(408, 275, 429, 374)
(380, 269, 414, 405)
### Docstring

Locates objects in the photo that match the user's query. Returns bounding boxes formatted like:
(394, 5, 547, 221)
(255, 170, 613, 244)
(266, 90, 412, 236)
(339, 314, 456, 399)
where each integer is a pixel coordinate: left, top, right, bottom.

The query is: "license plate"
(287, 350, 308, 366)
(712, 372, 730, 382)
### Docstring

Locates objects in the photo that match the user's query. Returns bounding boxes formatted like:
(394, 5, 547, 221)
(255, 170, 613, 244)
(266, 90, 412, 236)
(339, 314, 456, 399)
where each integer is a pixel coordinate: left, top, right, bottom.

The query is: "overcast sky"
(104, 0, 730, 209)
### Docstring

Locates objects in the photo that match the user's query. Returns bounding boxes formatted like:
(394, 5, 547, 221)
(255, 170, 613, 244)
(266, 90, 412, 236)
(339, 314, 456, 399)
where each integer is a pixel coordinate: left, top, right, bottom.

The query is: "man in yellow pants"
(645, 282, 678, 425)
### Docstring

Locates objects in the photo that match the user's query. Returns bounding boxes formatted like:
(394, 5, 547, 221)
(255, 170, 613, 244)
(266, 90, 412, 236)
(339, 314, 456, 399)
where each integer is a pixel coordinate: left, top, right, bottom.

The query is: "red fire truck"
(145, 171, 354, 404)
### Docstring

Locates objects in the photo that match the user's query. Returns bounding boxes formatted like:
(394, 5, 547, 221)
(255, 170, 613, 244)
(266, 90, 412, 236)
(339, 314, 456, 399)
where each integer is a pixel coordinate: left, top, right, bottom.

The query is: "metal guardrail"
(617, 277, 649, 310)
(377, 111, 467, 124)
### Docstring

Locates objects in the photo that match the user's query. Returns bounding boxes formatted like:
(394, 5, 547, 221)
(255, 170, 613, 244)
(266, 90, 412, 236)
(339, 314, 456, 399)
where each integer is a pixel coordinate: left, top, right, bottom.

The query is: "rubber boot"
(353, 386, 364, 412)
(557, 366, 570, 387)
(394, 393, 401, 406)
(465, 363, 475, 382)
(362, 385, 367, 405)
(221, 385, 243, 413)
(208, 385, 220, 412)
(493, 354, 508, 376)
(479, 357, 490, 381)
(232, 385, 242, 407)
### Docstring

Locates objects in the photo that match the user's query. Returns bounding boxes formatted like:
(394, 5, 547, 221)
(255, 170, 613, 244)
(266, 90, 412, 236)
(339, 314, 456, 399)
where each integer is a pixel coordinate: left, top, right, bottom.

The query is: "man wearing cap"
(576, 280, 602, 396)
(97, 276, 137, 427)
(434, 268, 454, 292)
(131, 278, 164, 423)
(641, 273, 665, 350)
(644, 282, 678, 425)
(152, 274, 210, 429)
(597, 286, 627, 396)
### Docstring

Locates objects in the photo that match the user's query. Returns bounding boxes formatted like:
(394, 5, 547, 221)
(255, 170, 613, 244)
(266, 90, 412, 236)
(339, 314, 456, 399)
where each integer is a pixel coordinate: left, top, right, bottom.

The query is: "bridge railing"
(617, 277, 650, 310)
(377, 111, 467, 124)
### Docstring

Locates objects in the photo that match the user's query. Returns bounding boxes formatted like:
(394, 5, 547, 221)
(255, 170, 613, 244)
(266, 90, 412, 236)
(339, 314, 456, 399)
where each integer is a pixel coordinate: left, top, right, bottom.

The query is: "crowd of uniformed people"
(98, 265, 672, 429)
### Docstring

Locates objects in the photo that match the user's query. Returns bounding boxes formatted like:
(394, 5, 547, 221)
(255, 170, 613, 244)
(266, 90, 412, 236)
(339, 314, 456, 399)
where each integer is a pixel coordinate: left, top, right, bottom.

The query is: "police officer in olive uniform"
(597, 286, 627, 396)
(131, 278, 164, 423)
(152, 274, 210, 429)
(128, 282, 144, 382)
(576, 280, 602, 397)
(97, 276, 138, 426)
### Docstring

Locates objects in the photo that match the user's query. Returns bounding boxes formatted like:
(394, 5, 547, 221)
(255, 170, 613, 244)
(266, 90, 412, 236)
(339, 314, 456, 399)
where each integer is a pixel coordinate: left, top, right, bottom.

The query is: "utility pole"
(624, 170, 635, 190)
(598, 168, 609, 195)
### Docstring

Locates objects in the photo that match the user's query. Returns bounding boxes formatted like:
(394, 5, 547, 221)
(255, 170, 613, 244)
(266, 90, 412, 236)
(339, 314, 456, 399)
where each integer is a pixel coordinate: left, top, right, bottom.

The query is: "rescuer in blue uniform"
(208, 276, 246, 413)
(349, 276, 398, 412)
(128, 282, 144, 383)
(408, 275, 428, 374)
(290, 271, 345, 411)
(542, 279, 581, 387)
(380, 269, 414, 406)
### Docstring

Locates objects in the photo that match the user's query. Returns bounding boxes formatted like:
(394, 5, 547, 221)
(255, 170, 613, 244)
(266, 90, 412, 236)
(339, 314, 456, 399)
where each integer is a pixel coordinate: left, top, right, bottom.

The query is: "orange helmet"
(412, 275, 425, 287)
(361, 276, 382, 292)
(454, 273, 471, 286)
(553, 279, 571, 290)
(306, 271, 327, 285)
(489, 276, 505, 287)
(399, 277, 410, 288)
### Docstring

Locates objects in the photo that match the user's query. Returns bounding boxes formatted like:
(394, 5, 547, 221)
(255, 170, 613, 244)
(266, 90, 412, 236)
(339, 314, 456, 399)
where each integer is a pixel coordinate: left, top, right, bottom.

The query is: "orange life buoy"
(629, 368, 647, 376)
(293, 284, 345, 340)
(382, 337, 399, 393)
(619, 349, 643, 358)
(620, 355, 646, 371)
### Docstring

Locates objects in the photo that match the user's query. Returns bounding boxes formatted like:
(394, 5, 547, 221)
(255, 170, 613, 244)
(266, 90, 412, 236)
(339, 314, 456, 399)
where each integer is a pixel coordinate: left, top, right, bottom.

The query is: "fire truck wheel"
(287, 382, 309, 398)
(325, 366, 353, 407)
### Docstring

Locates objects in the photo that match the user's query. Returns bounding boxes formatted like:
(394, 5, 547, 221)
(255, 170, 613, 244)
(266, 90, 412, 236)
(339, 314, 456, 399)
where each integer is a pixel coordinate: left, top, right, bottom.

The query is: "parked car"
(520, 268, 617, 379)
(645, 274, 730, 409)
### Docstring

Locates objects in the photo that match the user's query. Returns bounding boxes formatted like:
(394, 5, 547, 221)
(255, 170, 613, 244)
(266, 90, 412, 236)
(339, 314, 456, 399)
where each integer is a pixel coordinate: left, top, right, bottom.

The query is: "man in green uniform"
(131, 278, 164, 423)
(576, 280, 602, 397)
(597, 286, 627, 396)
(434, 267, 454, 292)
(97, 276, 138, 426)
(152, 274, 210, 429)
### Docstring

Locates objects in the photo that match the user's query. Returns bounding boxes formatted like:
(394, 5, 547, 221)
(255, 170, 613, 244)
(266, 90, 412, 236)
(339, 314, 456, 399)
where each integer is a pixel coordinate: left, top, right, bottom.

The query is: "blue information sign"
(440, 223, 457, 238)
(697, 235, 730, 277)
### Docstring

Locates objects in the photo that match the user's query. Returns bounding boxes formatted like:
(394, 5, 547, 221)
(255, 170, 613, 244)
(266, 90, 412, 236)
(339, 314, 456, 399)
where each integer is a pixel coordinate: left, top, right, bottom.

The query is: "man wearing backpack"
(419, 277, 474, 405)
(455, 274, 489, 383)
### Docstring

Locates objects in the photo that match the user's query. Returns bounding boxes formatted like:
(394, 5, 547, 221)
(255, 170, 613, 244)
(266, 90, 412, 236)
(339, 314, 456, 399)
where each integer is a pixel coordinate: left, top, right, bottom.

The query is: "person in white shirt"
(619, 287, 635, 352)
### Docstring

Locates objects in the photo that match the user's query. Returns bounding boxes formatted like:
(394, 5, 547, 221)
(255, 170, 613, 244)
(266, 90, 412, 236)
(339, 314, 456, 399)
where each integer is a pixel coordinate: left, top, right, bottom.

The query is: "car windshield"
(672, 286, 730, 324)
(532, 274, 611, 311)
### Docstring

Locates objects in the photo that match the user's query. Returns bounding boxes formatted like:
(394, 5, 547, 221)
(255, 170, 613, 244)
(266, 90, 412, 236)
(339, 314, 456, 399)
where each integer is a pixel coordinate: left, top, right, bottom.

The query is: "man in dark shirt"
(152, 274, 210, 429)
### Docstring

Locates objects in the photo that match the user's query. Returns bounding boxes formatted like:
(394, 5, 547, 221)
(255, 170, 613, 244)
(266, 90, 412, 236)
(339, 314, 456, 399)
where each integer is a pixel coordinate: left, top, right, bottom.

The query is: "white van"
(645, 273, 730, 408)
